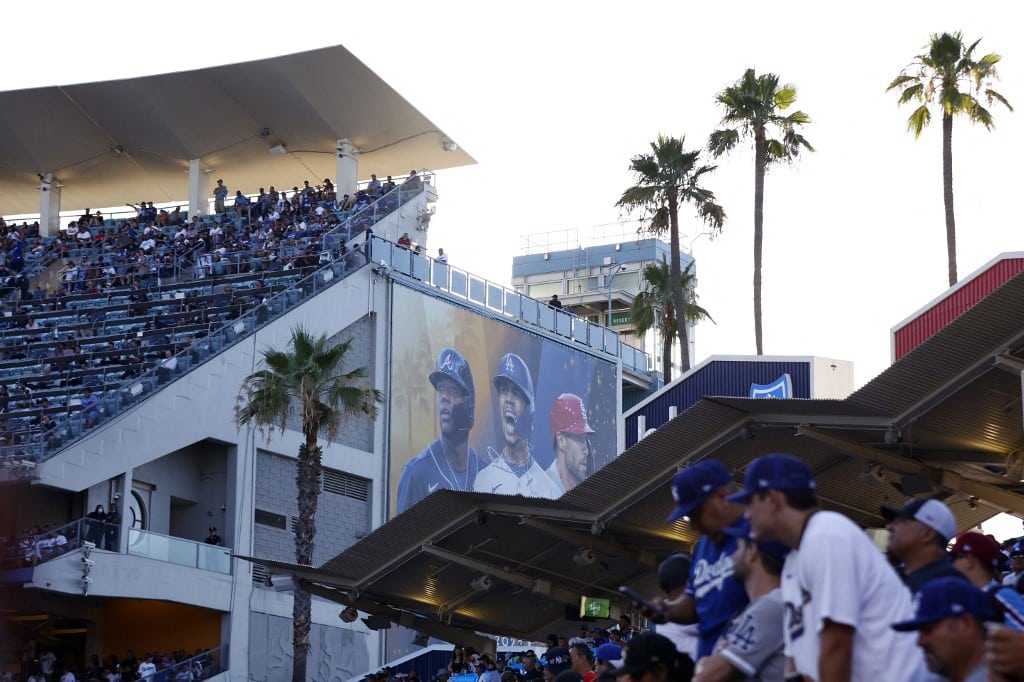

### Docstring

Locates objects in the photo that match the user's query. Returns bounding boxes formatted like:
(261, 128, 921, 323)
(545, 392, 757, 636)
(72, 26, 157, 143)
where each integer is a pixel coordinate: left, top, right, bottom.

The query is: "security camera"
(340, 606, 359, 623)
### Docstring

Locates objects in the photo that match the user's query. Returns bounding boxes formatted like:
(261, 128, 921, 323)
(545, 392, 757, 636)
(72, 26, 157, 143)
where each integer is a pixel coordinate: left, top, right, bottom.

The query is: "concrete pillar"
(115, 471, 132, 554)
(38, 172, 61, 237)
(336, 139, 359, 197)
(188, 159, 210, 218)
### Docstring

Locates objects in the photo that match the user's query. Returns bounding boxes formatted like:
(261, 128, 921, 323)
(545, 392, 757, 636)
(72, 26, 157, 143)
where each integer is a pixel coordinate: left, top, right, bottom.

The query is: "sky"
(2, 0, 1021, 389)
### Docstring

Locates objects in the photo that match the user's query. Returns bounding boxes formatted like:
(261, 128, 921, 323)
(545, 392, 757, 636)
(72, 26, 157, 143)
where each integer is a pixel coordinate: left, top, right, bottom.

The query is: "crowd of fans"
(10, 642, 222, 682)
(0, 172, 426, 459)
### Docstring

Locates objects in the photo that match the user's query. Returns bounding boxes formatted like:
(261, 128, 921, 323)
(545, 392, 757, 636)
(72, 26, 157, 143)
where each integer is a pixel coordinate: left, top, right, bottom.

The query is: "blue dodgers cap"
(1010, 541, 1024, 558)
(595, 643, 623, 665)
(726, 453, 815, 504)
(891, 576, 990, 631)
(666, 460, 732, 522)
(721, 517, 792, 562)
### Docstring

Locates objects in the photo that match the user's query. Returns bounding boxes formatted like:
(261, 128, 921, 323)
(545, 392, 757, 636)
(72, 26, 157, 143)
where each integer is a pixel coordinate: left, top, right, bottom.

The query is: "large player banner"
(389, 286, 619, 516)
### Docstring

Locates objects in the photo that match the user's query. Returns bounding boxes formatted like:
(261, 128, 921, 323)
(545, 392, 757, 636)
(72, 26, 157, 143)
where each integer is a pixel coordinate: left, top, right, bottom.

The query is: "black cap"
(615, 633, 677, 677)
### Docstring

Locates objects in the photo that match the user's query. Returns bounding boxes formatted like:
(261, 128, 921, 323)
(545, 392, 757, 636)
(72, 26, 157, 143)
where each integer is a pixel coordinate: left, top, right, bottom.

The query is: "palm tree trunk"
(667, 192, 691, 373)
(753, 131, 767, 355)
(942, 111, 957, 286)
(293, 440, 322, 682)
(661, 310, 673, 384)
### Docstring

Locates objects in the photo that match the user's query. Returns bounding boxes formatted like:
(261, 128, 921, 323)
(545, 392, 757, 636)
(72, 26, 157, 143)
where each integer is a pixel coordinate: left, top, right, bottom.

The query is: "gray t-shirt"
(717, 588, 785, 681)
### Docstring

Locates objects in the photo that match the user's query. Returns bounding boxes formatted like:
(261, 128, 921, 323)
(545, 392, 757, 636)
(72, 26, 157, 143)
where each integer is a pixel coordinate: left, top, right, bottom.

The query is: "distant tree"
(708, 69, 813, 355)
(617, 135, 725, 373)
(631, 258, 713, 384)
(887, 32, 1012, 286)
(237, 327, 382, 682)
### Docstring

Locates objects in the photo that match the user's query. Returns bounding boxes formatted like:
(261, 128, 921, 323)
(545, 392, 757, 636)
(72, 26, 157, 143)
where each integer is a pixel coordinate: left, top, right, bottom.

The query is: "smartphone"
(618, 585, 664, 617)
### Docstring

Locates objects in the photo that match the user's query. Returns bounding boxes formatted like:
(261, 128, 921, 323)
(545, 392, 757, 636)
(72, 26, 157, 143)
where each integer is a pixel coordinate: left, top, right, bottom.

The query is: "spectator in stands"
(204, 526, 222, 546)
(397, 233, 412, 249)
(383, 176, 396, 194)
(542, 648, 571, 682)
(729, 453, 920, 681)
(569, 645, 594, 682)
(549, 294, 562, 309)
(881, 498, 963, 593)
(367, 174, 381, 195)
(80, 388, 101, 428)
(1003, 541, 1024, 589)
(892, 577, 990, 682)
(653, 554, 698, 660)
(949, 532, 1024, 629)
(340, 194, 354, 210)
(614, 632, 693, 682)
(692, 517, 788, 682)
(655, 461, 748, 659)
(85, 504, 107, 547)
(404, 170, 421, 190)
(234, 191, 250, 219)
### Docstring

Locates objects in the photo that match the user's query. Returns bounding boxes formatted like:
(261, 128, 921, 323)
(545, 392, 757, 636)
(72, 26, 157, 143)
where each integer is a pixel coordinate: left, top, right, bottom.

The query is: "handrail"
(127, 528, 232, 574)
(369, 237, 652, 374)
(0, 516, 119, 569)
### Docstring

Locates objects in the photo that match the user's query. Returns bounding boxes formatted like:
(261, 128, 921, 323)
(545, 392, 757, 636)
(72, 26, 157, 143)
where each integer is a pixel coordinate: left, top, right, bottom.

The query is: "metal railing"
(128, 528, 232, 574)
(369, 237, 652, 374)
(142, 645, 228, 681)
(1, 516, 119, 569)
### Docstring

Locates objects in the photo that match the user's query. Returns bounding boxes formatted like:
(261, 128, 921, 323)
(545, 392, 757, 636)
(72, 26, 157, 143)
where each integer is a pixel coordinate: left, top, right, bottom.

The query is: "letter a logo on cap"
(505, 355, 515, 373)
(439, 353, 455, 371)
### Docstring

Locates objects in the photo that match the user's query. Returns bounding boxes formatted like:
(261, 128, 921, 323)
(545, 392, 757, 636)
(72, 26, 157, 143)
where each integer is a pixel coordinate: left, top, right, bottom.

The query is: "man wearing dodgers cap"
(881, 497, 965, 593)
(728, 453, 920, 682)
(655, 459, 749, 661)
(891, 577, 991, 682)
(693, 517, 789, 682)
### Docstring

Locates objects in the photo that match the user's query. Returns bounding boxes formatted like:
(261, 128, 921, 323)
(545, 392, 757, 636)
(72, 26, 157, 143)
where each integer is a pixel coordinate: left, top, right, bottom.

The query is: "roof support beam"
(795, 425, 926, 474)
(420, 544, 579, 605)
(518, 517, 657, 567)
(301, 582, 498, 652)
(939, 471, 1024, 516)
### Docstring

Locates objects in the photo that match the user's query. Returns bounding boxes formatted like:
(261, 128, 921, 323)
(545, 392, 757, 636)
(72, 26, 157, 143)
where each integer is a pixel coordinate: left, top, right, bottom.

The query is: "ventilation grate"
(252, 563, 268, 587)
(322, 469, 370, 501)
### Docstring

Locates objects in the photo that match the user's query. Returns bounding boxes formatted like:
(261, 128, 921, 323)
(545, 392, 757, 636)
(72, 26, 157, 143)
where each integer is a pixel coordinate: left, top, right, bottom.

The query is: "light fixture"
(470, 574, 493, 592)
(268, 144, 287, 156)
(591, 520, 606, 537)
(441, 140, 458, 152)
(884, 429, 900, 445)
(573, 548, 597, 566)
(339, 606, 359, 623)
(967, 496, 979, 510)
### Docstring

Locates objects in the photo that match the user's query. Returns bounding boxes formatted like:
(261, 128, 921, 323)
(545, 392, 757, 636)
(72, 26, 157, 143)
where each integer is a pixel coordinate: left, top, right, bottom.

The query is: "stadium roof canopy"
(250, 269, 1024, 646)
(0, 45, 475, 215)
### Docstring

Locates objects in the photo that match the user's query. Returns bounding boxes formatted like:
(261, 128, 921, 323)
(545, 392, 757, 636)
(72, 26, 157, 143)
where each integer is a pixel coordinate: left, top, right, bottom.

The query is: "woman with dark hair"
(449, 646, 470, 675)
(85, 504, 107, 546)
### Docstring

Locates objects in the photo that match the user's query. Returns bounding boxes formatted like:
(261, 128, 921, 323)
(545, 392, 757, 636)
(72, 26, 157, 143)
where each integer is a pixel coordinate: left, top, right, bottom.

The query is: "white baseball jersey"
(782, 511, 920, 681)
(473, 455, 561, 499)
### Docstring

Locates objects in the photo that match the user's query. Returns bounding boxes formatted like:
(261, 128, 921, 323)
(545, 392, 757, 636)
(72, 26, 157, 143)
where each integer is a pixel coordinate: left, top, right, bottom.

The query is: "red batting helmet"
(549, 393, 595, 441)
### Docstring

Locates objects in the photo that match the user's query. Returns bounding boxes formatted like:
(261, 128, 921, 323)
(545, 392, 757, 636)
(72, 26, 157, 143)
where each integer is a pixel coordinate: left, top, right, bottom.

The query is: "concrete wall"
(253, 450, 371, 566)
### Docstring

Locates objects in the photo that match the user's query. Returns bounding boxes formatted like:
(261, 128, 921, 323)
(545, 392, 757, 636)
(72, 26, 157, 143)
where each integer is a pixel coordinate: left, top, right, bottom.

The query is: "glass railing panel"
(197, 543, 232, 574)
(534, 301, 553, 329)
(572, 317, 590, 343)
(468, 276, 486, 305)
(485, 283, 503, 312)
(554, 309, 572, 338)
(503, 291, 523, 319)
(128, 529, 231, 574)
(449, 269, 468, 297)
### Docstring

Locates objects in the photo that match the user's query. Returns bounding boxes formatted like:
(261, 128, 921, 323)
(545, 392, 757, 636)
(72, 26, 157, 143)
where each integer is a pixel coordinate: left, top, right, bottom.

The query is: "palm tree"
(708, 68, 813, 356)
(237, 327, 383, 682)
(887, 32, 1012, 286)
(616, 135, 725, 373)
(631, 258, 713, 384)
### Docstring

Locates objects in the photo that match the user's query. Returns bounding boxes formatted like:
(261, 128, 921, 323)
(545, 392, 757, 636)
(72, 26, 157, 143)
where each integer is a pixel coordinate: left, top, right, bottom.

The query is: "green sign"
(608, 311, 632, 327)
(579, 596, 611, 618)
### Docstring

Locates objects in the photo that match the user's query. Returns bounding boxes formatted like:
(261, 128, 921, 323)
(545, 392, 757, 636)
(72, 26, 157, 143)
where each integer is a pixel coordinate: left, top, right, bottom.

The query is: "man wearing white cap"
(881, 498, 965, 593)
